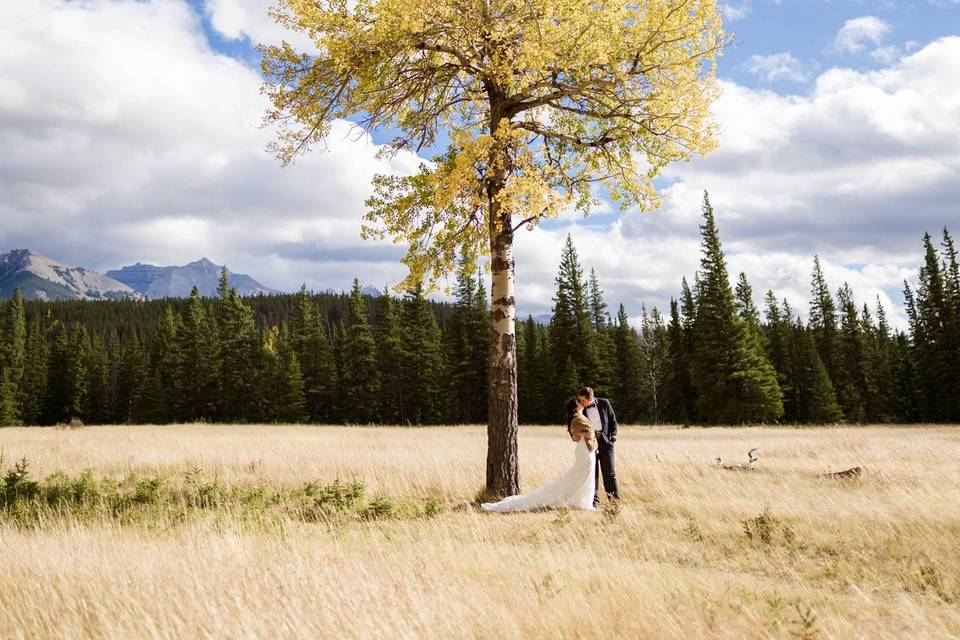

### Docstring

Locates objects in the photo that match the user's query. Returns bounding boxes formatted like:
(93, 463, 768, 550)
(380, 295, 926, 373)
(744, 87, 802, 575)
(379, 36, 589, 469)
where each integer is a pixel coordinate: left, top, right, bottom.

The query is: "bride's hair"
(565, 397, 579, 427)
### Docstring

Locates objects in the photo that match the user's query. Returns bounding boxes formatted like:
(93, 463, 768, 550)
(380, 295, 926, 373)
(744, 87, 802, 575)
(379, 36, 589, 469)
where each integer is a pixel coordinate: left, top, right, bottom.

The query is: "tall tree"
(612, 305, 643, 423)
(549, 235, 595, 402)
(690, 192, 782, 424)
(18, 315, 48, 425)
(398, 283, 443, 424)
(289, 285, 338, 423)
(912, 233, 954, 421)
(0, 289, 26, 424)
(273, 327, 309, 423)
(116, 331, 148, 424)
(763, 292, 795, 419)
(445, 258, 490, 423)
(790, 318, 842, 424)
(342, 280, 381, 423)
(637, 306, 668, 424)
(735, 273, 760, 329)
(809, 256, 838, 384)
(176, 288, 220, 421)
(375, 289, 405, 424)
(146, 306, 181, 423)
(262, 0, 724, 495)
(587, 268, 616, 398)
(663, 279, 699, 424)
(214, 267, 259, 421)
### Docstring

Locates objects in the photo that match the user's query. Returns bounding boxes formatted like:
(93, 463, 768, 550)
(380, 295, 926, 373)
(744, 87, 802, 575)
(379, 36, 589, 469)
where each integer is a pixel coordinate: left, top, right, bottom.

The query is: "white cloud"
(203, 0, 315, 50)
(2, 1, 958, 335)
(719, 1, 752, 22)
(743, 52, 810, 83)
(831, 16, 893, 54)
(0, 0, 417, 294)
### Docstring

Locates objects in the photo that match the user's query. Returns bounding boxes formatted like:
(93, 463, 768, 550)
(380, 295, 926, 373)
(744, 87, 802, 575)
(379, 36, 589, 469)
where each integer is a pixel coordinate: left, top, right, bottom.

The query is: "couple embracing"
(482, 387, 621, 513)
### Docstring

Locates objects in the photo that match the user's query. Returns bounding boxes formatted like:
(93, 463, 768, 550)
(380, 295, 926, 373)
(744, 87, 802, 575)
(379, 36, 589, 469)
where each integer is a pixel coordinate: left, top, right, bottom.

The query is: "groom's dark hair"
(565, 397, 579, 427)
(578, 386, 594, 400)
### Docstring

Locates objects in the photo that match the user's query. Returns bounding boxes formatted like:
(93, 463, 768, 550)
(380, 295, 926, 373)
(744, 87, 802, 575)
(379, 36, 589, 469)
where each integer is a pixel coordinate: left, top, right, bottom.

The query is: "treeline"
(516, 194, 959, 425)
(0, 270, 485, 426)
(0, 194, 958, 426)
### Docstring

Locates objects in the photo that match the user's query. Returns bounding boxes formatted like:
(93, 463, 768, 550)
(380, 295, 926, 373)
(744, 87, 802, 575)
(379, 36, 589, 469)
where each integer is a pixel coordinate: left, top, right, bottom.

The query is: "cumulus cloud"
(719, 1, 752, 22)
(831, 16, 893, 55)
(742, 52, 810, 83)
(1, 1, 957, 334)
(204, 0, 315, 51)
(0, 0, 418, 293)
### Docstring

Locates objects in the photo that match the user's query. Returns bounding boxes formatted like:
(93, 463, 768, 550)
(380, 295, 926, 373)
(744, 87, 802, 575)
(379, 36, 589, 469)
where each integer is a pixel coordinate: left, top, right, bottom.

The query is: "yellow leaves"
(264, 0, 725, 287)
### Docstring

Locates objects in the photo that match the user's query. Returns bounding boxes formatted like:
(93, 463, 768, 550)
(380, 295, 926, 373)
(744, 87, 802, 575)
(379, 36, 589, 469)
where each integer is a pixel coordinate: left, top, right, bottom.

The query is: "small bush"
(552, 507, 571, 526)
(743, 509, 777, 545)
(683, 518, 705, 542)
(362, 496, 396, 520)
(422, 497, 445, 518)
(2, 458, 39, 506)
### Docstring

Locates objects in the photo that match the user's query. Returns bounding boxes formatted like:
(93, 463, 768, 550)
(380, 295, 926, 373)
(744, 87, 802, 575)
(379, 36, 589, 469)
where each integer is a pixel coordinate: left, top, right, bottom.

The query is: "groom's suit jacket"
(569, 397, 619, 446)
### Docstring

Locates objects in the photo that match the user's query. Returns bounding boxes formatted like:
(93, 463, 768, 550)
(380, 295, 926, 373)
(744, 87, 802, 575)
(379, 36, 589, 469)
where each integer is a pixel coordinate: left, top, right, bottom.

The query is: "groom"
(571, 386, 621, 508)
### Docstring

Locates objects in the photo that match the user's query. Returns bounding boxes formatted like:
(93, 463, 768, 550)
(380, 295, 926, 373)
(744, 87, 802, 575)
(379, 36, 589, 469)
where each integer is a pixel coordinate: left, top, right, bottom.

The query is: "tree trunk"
(486, 215, 519, 497)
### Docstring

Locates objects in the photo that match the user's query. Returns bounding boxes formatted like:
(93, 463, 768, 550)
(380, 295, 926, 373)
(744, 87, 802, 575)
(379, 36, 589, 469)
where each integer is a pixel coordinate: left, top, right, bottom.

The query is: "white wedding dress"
(481, 440, 597, 512)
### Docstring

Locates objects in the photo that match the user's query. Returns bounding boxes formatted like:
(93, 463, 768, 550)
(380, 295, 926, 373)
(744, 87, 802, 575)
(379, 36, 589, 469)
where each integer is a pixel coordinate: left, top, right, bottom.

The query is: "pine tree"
(375, 289, 404, 424)
(398, 282, 443, 424)
(342, 279, 381, 423)
(214, 267, 258, 421)
(116, 331, 148, 423)
(63, 324, 91, 421)
(147, 306, 181, 423)
(586, 268, 616, 398)
(791, 320, 842, 424)
(834, 283, 865, 422)
(868, 299, 895, 423)
(809, 256, 839, 383)
(612, 305, 642, 422)
(444, 258, 490, 423)
(735, 273, 760, 329)
(663, 293, 696, 424)
(690, 192, 782, 424)
(763, 292, 796, 420)
(517, 316, 539, 423)
(18, 315, 48, 425)
(637, 306, 668, 423)
(588, 268, 609, 330)
(83, 333, 110, 424)
(0, 289, 26, 424)
(274, 327, 308, 423)
(938, 227, 960, 419)
(176, 287, 219, 421)
(549, 235, 595, 402)
(289, 285, 337, 423)
(912, 233, 953, 421)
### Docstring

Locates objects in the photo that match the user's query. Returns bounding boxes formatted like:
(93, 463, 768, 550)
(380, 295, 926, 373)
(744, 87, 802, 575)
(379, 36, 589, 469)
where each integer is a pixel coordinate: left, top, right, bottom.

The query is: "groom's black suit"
(575, 397, 621, 508)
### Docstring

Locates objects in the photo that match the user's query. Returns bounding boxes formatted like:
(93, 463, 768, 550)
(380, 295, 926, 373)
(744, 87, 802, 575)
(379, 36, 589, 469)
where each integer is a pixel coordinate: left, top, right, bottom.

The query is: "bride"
(481, 398, 597, 512)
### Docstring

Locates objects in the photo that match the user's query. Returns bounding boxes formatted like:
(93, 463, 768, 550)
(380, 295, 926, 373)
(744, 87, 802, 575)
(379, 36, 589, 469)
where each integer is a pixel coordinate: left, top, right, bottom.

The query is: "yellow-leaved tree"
(261, 0, 725, 497)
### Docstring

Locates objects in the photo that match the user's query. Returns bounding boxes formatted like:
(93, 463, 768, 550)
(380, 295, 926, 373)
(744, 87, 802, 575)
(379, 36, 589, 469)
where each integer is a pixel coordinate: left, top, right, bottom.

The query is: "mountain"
(323, 286, 383, 297)
(107, 258, 278, 299)
(0, 249, 143, 301)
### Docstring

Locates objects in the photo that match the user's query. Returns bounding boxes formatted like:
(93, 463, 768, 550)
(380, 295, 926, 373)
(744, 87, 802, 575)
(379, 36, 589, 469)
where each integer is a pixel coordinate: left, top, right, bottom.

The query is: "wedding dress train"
(481, 439, 596, 512)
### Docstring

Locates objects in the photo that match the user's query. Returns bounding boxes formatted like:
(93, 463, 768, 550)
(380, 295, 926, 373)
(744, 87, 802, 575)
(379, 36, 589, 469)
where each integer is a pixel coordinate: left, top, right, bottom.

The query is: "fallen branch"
(819, 467, 862, 480)
(714, 448, 761, 471)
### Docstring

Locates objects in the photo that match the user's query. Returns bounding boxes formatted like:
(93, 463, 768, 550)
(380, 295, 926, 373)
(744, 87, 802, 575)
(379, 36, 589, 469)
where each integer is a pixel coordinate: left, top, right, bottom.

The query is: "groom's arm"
(605, 399, 619, 442)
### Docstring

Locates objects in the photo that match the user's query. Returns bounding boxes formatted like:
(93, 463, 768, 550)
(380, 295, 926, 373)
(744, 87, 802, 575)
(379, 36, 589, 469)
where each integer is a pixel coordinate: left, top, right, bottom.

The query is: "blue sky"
(1, 0, 958, 329)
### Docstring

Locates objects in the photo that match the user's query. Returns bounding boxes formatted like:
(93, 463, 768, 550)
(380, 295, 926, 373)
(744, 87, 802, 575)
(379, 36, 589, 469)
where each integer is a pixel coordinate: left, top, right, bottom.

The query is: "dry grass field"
(1, 424, 958, 639)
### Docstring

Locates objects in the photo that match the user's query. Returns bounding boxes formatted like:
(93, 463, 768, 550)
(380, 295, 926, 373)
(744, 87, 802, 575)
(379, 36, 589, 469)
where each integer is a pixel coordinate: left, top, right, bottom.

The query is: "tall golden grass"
(1, 424, 958, 639)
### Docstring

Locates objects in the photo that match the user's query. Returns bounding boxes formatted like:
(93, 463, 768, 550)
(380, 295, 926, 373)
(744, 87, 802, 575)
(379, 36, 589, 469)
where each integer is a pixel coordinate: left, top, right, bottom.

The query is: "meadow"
(1, 424, 958, 639)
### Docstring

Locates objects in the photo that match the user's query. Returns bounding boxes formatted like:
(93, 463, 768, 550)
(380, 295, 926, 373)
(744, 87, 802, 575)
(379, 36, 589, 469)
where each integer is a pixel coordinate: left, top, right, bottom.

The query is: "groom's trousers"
(594, 438, 620, 507)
